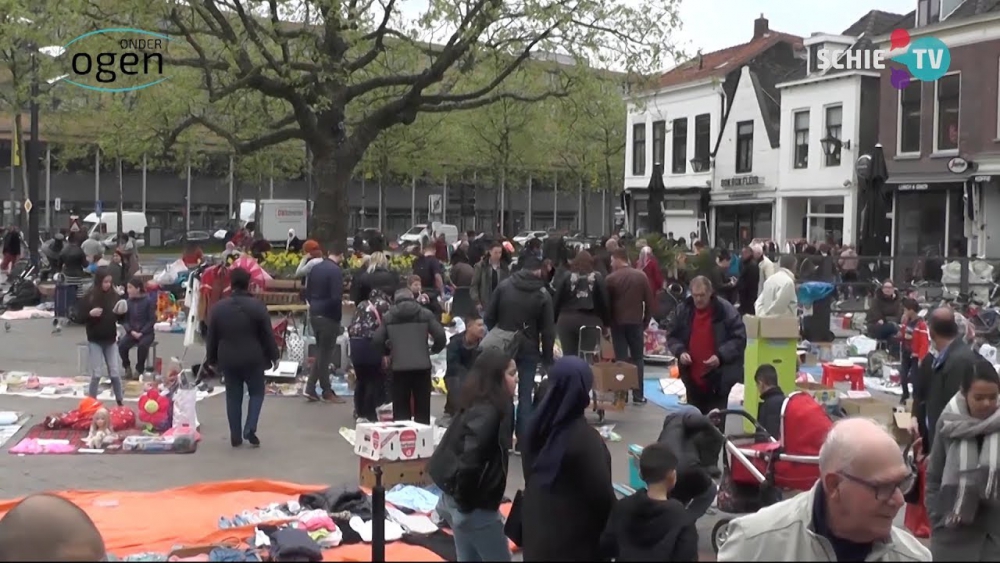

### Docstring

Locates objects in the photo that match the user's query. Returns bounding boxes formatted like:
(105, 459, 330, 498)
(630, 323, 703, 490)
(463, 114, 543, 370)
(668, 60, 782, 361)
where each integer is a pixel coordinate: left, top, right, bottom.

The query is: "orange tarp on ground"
(0, 479, 447, 562)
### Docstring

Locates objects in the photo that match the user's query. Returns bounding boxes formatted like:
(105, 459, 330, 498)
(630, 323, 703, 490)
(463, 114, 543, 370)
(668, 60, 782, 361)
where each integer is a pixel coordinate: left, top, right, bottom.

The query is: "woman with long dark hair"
(79, 267, 127, 406)
(552, 250, 610, 357)
(520, 356, 615, 560)
(428, 348, 516, 561)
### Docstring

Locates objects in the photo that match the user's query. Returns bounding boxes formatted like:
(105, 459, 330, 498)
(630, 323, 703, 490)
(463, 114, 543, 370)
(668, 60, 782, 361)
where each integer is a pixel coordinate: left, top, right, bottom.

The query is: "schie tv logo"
(815, 29, 951, 90)
(63, 28, 171, 93)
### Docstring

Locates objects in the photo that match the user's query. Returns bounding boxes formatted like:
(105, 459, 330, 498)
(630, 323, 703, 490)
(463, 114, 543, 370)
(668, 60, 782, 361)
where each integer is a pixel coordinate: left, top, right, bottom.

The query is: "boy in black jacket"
(600, 442, 699, 561)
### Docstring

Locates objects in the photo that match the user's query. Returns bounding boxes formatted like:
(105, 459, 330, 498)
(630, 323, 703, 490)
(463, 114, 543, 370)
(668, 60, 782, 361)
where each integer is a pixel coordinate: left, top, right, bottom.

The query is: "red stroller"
(710, 391, 833, 553)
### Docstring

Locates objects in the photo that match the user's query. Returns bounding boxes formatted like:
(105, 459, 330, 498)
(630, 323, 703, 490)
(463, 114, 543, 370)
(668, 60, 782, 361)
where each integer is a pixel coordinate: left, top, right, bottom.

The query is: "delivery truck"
(240, 199, 309, 242)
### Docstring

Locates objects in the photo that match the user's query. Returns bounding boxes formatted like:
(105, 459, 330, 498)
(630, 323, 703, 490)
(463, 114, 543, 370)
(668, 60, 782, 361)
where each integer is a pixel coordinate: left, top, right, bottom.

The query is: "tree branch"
(164, 115, 303, 155)
(419, 89, 565, 113)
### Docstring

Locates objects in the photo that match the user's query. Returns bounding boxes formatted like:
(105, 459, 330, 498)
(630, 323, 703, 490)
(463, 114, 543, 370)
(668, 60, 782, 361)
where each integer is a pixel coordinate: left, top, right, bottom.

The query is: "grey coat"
(926, 417, 1000, 561)
(471, 260, 509, 308)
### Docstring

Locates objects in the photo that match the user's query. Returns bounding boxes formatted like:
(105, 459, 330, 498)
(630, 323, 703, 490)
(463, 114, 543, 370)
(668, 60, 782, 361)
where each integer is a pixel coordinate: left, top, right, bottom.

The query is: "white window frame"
(823, 103, 844, 167)
(793, 109, 810, 169)
(933, 71, 961, 154)
(897, 88, 921, 157)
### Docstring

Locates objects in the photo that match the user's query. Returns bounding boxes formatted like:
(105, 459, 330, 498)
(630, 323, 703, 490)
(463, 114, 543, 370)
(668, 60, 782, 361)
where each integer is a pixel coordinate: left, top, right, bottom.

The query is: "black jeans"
(353, 363, 386, 421)
(900, 351, 915, 401)
(556, 312, 602, 357)
(223, 365, 265, 441)
(119, 332, 154, 373)
(308, 314, 339, 396)
(611, 323, 645, 400)
(392, 369, 433, 424)
(685, 382, 728, 415)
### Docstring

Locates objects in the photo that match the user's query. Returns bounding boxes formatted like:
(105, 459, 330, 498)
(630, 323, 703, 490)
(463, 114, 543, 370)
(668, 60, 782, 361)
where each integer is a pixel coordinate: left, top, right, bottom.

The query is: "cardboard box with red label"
(354, 421, 435, 461)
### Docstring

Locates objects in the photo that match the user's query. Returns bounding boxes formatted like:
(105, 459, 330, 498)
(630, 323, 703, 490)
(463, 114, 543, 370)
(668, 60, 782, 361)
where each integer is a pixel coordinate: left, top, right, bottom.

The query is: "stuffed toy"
(137, 389, 171, 432)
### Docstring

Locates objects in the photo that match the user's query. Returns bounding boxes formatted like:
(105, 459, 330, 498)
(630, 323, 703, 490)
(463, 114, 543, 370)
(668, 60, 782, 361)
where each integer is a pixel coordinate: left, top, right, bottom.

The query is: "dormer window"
(918, 0, 941, 26)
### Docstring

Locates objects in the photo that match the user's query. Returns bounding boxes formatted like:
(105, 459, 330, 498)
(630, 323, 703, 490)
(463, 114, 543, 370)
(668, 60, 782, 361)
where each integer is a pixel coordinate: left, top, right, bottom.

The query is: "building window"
(793, 110, 809, 169)
(809, 45, 820, 73)
(652, 120, 666, 168)
(825, 105, 843, 166)
(736, 121, 753, 173)
(694, 114, 710, 170)
(935, 73, 960, 152)
(632, 123, 645, 176)
(899, 85, 921, 154)
(671, 118, 688, 174)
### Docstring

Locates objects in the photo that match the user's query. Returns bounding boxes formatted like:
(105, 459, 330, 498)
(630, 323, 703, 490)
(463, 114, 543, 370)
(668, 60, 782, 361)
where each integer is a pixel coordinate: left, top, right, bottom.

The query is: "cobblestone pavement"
(0, 318, 914, 559)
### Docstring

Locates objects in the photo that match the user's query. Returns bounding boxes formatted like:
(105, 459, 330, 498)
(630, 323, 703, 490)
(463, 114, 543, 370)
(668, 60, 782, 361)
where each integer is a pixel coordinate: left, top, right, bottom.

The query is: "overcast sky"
(673, 0, 916, 57)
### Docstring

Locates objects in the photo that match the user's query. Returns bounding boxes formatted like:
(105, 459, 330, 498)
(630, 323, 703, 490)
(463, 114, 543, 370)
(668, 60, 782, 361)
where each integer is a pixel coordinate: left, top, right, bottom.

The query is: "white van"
(83, 211, 148, 247)
(399, 222, 459, 246)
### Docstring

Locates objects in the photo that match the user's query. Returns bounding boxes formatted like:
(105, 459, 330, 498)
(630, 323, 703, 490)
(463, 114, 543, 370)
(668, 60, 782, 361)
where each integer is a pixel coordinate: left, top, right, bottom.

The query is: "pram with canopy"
(709, 390, 833, 553)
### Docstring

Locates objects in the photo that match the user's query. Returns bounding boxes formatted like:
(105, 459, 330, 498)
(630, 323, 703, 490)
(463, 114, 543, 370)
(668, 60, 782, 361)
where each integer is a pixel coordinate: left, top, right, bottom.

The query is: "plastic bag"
(171, 387, 199, 430)
(904, 458, 931, 538)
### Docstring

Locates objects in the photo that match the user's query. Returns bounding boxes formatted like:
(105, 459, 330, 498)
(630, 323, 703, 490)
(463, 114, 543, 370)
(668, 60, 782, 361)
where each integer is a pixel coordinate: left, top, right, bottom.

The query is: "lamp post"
(820, 137, 851, 159)
(26, 49, 39, 264)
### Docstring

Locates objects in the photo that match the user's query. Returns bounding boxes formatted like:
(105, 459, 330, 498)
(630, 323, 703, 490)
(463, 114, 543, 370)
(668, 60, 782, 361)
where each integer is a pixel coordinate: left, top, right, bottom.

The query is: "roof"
(841, 10, 910, 36)
(948, 0, 1000, 20)
(655, 31, 803, 89)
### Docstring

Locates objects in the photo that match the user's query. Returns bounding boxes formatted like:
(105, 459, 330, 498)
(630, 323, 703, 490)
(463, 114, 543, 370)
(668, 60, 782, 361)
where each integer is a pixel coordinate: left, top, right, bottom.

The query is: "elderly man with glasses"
(718, 418, 931, 562)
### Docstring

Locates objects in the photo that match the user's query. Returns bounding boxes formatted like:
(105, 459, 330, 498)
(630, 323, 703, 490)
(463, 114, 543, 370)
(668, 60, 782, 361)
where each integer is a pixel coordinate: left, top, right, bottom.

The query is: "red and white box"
(354, 421, 434, 461)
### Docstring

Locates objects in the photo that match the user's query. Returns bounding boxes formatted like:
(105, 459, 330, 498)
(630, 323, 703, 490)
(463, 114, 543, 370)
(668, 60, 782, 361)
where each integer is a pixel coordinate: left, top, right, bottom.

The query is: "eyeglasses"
(838, 471, 916, 500)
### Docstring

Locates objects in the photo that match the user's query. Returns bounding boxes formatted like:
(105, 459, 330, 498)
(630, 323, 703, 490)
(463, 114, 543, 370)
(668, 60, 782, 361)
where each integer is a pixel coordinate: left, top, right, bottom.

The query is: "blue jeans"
(436, 493, 511, 562)
(87, 341, 124, 404)
(223, 366, 266, 441)
(514, 356, 538, 448)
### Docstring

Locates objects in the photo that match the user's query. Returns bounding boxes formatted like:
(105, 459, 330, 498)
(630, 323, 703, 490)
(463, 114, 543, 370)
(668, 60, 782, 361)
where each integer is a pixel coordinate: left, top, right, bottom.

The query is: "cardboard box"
(840, 397, 894, 426)
(795, 381, 840, 410)
(592, 361, 639, 392)
(354, 421, 435, 461)
(892, 411, 914, 446)
(358, 457, 431, 489)
(744, 315, 800, 339)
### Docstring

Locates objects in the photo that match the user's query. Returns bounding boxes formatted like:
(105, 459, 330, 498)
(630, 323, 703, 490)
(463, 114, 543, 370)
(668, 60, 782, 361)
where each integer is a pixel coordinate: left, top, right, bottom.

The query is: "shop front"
(712, 199, 774, 250)
(775, 191, 856, 247)
(890, 181, 967, 259)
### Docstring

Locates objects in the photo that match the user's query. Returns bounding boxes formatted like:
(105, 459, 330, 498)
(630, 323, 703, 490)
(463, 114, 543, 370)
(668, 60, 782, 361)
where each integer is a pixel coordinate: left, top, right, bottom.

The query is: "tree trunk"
(311, 146, 357, 255)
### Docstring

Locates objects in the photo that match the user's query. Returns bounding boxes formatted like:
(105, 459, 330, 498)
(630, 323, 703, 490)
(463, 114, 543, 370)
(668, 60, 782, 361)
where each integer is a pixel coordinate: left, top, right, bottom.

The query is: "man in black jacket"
(302, 240, 345, 404)
(484, 254, 555, 449)
(912, 306, 976, 450)
(206, 267, 280, 448)
(443, 313, 486, 418)
(667, 276, 747, 415)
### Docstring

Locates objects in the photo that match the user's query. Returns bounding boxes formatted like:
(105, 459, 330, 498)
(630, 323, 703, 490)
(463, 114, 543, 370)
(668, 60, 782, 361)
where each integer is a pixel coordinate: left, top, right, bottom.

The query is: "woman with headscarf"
(286, 228, 303, 253)
(520, 356, 616, 561)
(637, 246, 664, 297)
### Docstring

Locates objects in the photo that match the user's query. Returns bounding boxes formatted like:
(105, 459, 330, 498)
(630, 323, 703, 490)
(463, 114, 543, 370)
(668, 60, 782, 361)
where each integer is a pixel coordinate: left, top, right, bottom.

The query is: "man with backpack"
(373, 289, 448, 424)
(483, 254, 555, 452)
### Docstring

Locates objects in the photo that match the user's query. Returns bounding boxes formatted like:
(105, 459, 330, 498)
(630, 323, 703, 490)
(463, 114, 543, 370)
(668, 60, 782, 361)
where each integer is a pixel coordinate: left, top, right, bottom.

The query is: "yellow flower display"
(260, 250, 305, 278)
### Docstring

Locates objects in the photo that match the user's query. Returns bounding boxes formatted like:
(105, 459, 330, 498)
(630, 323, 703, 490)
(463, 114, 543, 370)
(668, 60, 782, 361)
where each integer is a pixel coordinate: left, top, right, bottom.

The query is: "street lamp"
(820, 136, 851, 158)
(689, 157, 709, 173)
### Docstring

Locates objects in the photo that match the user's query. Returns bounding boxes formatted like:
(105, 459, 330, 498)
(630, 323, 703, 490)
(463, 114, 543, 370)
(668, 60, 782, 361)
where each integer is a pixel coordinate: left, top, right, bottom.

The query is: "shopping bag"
(643, 328, 667, 357)
(171, 387, 199, 430)
(285, 327, 306, 364)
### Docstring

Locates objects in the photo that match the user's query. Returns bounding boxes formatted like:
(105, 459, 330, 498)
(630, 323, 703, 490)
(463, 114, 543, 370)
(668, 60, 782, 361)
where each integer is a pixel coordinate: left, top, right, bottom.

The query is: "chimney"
(754, 14, 769, 40)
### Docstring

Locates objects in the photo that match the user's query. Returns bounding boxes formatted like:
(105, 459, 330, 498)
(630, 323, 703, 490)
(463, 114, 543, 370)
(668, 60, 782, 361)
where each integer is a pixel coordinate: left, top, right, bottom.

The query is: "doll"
(84, 408, 118, 449)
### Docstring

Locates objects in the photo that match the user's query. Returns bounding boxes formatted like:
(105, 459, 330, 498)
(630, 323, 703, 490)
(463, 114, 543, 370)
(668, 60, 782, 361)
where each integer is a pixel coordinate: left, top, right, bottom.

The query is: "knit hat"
(302, 240, 321, 254)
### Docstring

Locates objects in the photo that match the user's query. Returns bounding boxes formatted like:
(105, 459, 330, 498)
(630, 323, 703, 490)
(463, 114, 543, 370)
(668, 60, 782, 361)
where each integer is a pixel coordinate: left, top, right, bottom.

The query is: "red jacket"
(910, 320, 931, 360)
(639, 259, 664, 296)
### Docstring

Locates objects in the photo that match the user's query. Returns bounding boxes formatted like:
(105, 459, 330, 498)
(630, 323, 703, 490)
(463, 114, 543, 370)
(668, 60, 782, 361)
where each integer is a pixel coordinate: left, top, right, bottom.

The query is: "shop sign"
(855, 155, 872, 180)
(947, 157, 971, 174)
(720, 176, 763, 187)
(897, 183, 929, 191)
(974, 175, 994, 183)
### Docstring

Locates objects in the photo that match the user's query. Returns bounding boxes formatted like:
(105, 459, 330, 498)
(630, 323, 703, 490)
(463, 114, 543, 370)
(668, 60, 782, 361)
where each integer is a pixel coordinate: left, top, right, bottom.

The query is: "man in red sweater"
(666, 276, 747, 414)
(900, 298, 929, 404)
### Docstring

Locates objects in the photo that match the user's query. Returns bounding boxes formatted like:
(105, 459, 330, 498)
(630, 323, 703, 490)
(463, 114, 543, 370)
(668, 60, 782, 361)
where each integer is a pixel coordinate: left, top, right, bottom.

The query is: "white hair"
(749, 242, 763, 254)
(818, 418, 891, 475)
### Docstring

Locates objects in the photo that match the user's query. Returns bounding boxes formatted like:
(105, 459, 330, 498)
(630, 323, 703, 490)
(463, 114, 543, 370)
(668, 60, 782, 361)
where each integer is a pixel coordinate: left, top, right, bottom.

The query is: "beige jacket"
(757, 255, 776, 293)
(755, 267, 797, 317)
(718, 486, 930, 562)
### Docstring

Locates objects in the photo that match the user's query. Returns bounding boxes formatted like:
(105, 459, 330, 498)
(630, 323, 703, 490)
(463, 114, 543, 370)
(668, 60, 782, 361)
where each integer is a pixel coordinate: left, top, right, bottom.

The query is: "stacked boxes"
(743, 315, 800, 433)
(354, 421, 435, 488)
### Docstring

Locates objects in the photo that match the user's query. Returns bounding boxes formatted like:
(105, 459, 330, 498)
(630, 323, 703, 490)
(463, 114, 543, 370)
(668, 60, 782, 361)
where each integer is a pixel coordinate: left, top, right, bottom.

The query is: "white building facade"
(623, 80, 720, 240)
(711, 66, 781, 249)
(772, 31, 882, 248)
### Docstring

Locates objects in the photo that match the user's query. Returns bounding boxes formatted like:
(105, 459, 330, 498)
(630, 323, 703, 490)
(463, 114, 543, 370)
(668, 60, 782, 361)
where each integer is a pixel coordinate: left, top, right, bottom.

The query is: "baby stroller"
(708, 391, 833, 553)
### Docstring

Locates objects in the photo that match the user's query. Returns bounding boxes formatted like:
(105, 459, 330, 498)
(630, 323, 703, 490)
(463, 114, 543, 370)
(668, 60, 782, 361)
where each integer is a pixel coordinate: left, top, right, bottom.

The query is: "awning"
(625, 186, 707, 197)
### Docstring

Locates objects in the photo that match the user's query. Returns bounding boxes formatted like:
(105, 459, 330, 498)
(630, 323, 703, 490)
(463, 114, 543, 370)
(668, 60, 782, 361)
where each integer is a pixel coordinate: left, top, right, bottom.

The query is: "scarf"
(525, 356, 593, 489)
(937, 392, 1000, 526)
